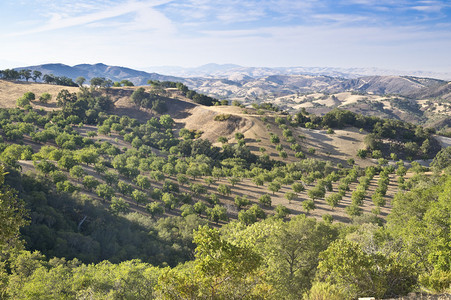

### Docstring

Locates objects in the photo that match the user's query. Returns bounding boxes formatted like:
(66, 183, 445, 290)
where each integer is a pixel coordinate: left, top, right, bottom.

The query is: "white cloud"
(9, 0, 173, 36)
(410, 5, 443, 12)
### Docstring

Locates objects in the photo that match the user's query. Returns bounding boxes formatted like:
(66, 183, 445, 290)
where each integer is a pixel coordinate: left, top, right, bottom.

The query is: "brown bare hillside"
(0, 80, 78, 108)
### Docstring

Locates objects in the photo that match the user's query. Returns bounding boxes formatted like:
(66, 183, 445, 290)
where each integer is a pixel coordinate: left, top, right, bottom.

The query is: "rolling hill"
(9, 63, 451, 131)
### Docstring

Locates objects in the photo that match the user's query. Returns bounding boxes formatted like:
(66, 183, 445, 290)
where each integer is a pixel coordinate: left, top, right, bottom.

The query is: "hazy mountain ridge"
(147, 63, 451, 81)
(407, 82, 451, 101)
(16, 63, 182, 86)
(13, 63, 449, 100)
(182, 74, 447, 101)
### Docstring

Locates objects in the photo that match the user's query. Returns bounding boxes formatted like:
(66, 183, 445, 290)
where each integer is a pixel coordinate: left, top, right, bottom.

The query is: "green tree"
(69, 165, 85, 181)
(217, 184, 231, 196)
(117, 180, 133, 196)
(190, 183, 207, 197)
(292, 182, 305, 194)
(387, 175, 451, 292)
(228, 177, 240, 187)
(161, 192, 177, 209)
(258, 215, 338, 299)
(357, 149, 368, 158)
(96, 184, 115, 202)
(159, 115, 174, 129)
(146, 202, 164, 218)
(285, 191, 296, 203)
(316, 239, 416, 299)
(58, 155, 77, 171)
(132, 190, 148, 206)
(180, 204, 195, 217)
(235, 132, 244, 140)
(431, 146, 451, 172)
(75, 76, 86, 87)
(217, 136, 228, 144)
(32, 70, 42, 82)
(351, 188, 365, 206)
(19, 69, 32, 81)
(268, 182, 281, 195)
(238, 209, 257, 225)
(302, 200, 315, 214)
(259, 194, 272, 207)
(234, 195, 250, 210)
(207, 193, 219, 205)
(0, 165, 29, 250)
(177, 174, 189, 186)
(39, 93, 52, 103)
(103, 171, 119, 186)
(274, 204, 290, 219)
(135, 175, 151, 190)
(204, 177, 216, 187)
(270, 135, 280, 144)
(34, 159, 56, 176)
(50, 170, 67, 184)
(206, 205, 228, 224)
(110, 197, 129, 215)
(82, 175, 99, 191)
(307, 186, 325, 201)
(56, 180, 78, 193)
(325, 193, 341, 210)
(157, 226, 266, 298)
(193, 201, 207, 216)
(16, 97, 30, 107)
(346, 204, 361, 217)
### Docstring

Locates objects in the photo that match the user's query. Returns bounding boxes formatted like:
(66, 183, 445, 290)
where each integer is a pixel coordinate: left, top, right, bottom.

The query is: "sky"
(1, 0, 451, 72)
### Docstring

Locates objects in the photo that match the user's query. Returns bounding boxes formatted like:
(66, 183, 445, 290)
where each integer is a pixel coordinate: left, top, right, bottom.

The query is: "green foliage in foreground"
(0, 163, 450, 299)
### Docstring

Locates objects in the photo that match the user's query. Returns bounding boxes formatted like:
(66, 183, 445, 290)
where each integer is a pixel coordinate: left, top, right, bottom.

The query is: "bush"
(274, 204, 289, 219)
(16, 97, 30, 107)
(39, 93, 52, 103)
(304, 282, 346, 300)
(259, 194, 272, 207)
(357, 149, 368, 158)
(214, 114, 231, 121)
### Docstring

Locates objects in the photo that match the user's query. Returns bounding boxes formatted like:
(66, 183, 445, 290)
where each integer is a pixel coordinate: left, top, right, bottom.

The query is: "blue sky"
(1, 0, 450, 72)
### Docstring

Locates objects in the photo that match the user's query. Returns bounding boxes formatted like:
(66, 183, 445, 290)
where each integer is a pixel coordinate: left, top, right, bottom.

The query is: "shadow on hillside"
(113, 107, 154, 121)
(165, 98, 197, 119)
(33, 102, 57, 109)
(338, 135, 359, 142)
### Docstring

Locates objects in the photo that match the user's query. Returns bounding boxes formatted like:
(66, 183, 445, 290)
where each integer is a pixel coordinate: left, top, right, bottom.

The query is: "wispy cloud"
(9, 0, 173, 36)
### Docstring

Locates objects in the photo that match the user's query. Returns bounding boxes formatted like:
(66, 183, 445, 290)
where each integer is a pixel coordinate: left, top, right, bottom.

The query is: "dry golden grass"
(0, 80, 79, 109)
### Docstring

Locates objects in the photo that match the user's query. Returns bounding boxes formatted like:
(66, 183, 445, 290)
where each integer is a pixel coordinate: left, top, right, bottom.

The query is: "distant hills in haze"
(146, 63, 451, 81)
(12, 62, 451, 103)
(16, 63, 181, 86)
(13, 62, 449, 95)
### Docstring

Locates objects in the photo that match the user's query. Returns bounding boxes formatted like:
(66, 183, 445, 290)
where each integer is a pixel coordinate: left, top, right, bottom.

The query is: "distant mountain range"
(15, 63, 181, 86)
(146, 63, 451, 81)
(13, 63, 451, 102)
